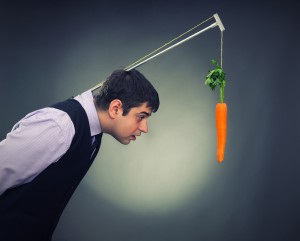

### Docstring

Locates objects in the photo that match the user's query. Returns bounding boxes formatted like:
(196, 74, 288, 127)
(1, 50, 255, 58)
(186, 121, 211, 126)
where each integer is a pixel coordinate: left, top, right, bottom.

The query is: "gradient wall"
(0, 1, 299, 241)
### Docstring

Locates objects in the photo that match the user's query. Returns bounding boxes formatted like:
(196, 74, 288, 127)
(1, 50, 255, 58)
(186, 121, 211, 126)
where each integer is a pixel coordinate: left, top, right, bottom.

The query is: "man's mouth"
(130, 135, 136, 141)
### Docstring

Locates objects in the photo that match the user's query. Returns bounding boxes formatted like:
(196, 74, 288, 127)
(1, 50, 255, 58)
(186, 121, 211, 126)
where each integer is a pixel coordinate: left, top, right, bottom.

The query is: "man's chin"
(114, 137, 130, 145)
(121, 141, 130, 145)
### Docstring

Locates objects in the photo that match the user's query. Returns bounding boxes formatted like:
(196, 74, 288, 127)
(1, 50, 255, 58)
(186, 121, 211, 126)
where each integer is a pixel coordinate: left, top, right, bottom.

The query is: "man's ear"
(108, 99, 123, 118)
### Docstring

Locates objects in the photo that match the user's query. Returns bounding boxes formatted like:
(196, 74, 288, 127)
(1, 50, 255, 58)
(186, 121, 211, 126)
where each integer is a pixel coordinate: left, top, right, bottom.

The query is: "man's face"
(112, 102, 152, 145)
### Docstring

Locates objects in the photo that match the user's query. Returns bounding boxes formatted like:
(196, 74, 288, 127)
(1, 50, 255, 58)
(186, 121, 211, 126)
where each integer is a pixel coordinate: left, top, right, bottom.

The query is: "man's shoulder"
(51, 98, 82, 111)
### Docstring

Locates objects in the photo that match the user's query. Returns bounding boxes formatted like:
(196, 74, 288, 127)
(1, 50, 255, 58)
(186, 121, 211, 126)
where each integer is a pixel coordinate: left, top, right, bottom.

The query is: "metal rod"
(214, 13, 225, 31)
(92, 14, 225, 91)
(125, 22, 218, 71)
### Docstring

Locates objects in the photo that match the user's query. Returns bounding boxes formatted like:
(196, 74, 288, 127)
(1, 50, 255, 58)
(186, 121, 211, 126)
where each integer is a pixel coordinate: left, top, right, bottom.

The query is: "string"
(220, 30, 223, 68)
(125, 15, 214, 70)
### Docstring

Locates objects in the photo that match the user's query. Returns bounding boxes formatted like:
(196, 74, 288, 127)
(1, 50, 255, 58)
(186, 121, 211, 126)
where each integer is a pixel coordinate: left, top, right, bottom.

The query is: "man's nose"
(139, 120, 148, 133)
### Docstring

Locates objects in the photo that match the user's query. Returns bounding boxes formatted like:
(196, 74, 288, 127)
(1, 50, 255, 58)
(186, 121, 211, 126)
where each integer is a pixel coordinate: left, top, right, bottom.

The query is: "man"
(0, 69, 160, 240)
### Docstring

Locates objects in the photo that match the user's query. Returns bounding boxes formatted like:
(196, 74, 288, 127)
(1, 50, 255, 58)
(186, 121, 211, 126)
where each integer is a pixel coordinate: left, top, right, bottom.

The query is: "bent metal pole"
(125, 14, 224, 71)
(92, 13, 225, 91)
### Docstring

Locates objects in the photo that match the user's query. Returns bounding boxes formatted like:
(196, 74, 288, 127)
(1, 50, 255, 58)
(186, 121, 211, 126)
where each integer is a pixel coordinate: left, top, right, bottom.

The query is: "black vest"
(0, 99, 102, 241)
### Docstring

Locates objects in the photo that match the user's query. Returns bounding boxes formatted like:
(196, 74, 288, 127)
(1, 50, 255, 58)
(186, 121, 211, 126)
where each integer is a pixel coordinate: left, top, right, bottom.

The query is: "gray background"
(1, 0, 299, 240)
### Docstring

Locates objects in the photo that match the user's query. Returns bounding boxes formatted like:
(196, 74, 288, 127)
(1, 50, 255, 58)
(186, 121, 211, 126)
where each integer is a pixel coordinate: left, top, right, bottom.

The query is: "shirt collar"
(74, 89, 102, 136)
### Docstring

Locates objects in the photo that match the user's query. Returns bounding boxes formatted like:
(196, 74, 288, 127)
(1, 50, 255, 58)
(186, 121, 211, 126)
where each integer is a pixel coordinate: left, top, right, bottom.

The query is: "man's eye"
(137, 116, 145, 121)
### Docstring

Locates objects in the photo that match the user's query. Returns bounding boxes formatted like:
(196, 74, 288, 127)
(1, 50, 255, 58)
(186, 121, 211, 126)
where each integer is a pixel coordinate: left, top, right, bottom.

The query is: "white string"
(220, 30, 223, 68)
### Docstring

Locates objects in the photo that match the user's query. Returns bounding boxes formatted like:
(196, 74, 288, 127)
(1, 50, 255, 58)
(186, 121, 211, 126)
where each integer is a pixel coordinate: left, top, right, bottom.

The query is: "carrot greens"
(205, 59, 226, 103)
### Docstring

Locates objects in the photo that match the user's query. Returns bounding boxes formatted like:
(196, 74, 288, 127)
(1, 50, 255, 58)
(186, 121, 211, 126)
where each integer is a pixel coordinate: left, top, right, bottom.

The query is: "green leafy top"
(205, 59, 226, 103)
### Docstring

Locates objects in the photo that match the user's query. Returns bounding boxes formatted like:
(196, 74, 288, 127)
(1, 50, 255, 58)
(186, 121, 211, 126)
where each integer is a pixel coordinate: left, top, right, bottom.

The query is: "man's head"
(94, 69, 159, 115)
(94, 69, 160, 144)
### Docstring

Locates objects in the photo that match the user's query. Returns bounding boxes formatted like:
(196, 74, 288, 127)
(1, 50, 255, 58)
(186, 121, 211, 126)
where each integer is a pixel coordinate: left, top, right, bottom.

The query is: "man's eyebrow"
(138, 112, 151, 117)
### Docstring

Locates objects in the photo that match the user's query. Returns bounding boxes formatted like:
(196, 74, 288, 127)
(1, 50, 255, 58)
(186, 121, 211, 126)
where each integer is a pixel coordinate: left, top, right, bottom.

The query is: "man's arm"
(0, 107, 75, 195)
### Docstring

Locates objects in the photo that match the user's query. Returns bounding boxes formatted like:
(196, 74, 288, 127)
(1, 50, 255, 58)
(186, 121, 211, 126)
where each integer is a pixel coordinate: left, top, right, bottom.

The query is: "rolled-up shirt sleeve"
(0, 107, 75, 195)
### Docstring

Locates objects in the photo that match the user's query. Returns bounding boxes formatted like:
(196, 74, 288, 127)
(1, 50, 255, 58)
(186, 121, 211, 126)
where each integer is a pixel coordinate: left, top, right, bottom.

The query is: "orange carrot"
(216, 103, 227, 162)
(205, 59, 227, 162)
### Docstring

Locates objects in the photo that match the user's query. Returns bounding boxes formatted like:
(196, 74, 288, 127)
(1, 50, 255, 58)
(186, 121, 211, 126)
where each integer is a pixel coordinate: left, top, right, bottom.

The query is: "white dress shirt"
(0, 89, 101, 195)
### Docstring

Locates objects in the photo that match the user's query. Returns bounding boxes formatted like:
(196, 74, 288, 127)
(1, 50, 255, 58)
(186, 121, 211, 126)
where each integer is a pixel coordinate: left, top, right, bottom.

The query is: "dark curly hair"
(94, 69, 159, 115)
